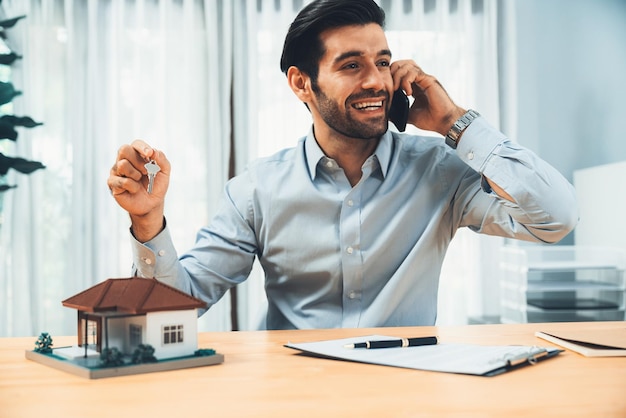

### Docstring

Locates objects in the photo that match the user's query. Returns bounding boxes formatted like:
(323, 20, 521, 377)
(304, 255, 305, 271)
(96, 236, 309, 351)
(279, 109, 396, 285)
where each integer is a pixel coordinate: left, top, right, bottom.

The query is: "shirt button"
(346, 247, 354, 254)
(347, 200, 354, 207)
(158, 250, 166, 256)
(325, 160, 333, 168)
(142, 257, 152, 265)
(467, 151, 474, 160)
(348, 291, 357, 299)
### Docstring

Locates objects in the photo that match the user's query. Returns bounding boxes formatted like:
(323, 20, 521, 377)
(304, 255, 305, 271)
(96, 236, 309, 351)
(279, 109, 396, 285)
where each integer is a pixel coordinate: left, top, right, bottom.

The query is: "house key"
(144, 159, 160, 194)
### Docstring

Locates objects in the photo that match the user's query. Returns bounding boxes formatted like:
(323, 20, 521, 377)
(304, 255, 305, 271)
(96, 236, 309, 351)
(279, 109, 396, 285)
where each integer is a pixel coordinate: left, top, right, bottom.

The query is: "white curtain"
(0, 0, 503, 337)
(0, 0, 240, 336)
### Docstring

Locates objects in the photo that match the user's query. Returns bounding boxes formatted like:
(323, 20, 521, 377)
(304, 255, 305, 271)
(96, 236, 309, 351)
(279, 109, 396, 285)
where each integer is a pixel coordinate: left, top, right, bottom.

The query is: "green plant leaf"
(0, 184, 18, 192)
(0, 81, 21, 106)
(0, 115, 44, 128)
(0, 120, 17, 140)
(0, 52, 22, 65)
(0, 153, 45, 175)
(0, 16, 27, 29)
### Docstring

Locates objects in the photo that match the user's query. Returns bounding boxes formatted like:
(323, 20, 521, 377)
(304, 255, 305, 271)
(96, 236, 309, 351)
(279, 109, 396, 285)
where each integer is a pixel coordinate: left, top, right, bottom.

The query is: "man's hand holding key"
(108, 139, 171, 242)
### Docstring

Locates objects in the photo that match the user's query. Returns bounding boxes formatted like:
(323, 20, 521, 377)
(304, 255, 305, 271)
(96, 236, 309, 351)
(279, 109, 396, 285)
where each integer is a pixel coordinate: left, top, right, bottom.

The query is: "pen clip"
(506, 347, 548, 367)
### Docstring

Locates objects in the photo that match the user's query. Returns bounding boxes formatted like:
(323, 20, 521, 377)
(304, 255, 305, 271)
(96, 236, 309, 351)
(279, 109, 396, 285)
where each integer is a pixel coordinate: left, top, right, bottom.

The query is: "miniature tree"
(33, 332, 53, 354)
(99, 347, 124, 367)
(131, 344, 157, 364)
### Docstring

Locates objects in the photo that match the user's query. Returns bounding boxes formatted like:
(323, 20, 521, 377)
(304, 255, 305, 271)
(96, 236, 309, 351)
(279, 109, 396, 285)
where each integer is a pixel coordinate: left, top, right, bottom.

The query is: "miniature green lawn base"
(25, 346, 224, 379)
(26, 334, 223, 379)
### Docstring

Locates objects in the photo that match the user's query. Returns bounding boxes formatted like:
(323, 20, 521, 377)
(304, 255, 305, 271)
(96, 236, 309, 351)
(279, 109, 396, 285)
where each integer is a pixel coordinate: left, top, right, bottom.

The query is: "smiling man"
(108, 0, 578, 329)
(285, 23, 394, 186)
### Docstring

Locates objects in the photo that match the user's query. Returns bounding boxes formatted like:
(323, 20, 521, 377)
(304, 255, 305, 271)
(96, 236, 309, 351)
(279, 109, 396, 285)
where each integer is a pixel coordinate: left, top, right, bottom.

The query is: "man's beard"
(313, 84, 390, 140)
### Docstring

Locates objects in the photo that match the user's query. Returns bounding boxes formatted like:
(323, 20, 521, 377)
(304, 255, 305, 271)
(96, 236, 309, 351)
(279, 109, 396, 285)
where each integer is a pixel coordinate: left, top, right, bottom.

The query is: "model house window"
(129, 324, 142, 347)
(162, 325, 184, 345)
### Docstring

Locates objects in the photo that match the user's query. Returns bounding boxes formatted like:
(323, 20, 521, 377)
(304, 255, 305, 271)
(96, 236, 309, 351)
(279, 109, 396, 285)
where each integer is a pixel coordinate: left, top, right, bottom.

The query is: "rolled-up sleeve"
(455, 117, 579, 243)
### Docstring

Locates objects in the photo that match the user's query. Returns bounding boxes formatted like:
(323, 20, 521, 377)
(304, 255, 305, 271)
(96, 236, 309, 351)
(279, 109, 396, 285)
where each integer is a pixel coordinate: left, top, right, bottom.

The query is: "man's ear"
(287, 66, 312, 103)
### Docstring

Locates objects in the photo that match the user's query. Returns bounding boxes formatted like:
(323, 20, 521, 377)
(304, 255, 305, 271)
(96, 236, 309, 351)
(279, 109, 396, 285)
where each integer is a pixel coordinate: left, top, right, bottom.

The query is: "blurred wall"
(507, 0, 626, 244)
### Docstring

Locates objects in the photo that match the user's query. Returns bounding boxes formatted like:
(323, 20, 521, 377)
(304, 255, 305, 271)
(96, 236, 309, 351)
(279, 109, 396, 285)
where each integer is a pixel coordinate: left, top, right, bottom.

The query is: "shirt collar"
(304, 128, 394, 180)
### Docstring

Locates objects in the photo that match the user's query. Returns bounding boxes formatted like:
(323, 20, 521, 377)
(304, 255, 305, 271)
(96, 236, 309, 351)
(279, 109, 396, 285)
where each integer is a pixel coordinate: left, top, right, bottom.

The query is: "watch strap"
(445, 109, 480, 149)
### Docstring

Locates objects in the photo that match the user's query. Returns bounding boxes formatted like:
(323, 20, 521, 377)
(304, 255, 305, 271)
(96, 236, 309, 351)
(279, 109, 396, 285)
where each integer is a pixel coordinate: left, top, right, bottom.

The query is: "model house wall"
(104, 310, 198, 359)
(146, 310, 199, 359)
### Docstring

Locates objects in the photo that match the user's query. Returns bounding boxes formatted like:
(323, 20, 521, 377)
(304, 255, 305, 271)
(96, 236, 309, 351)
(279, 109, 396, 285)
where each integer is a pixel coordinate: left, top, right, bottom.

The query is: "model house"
(61, 277, 207, 360)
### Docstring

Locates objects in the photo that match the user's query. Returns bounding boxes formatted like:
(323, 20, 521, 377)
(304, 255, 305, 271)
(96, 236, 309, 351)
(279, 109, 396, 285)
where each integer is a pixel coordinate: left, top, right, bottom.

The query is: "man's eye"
(343, 63, 359, 70)
(378, 60, 390, 67)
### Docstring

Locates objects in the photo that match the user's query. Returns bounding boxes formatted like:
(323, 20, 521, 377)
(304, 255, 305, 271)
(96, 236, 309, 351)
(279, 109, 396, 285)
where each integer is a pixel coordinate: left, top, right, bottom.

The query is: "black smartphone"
(389, 89, 409, 132)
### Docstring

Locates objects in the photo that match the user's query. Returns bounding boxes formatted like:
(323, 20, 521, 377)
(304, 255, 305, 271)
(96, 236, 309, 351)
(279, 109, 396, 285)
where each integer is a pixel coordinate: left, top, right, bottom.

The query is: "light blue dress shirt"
(131, 117, 578, 329)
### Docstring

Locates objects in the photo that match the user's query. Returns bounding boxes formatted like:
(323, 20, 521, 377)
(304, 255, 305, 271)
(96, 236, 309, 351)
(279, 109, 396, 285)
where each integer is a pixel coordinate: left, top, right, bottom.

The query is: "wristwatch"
(445, 109, 480, 149)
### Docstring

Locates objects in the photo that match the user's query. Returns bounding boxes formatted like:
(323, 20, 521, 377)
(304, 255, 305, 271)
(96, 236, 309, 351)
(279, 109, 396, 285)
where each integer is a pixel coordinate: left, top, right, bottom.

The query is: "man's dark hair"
(280, 0, 386, 84)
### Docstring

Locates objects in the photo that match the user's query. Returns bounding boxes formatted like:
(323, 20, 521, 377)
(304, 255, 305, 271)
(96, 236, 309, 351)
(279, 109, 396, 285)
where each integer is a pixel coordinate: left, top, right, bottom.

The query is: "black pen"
(344, 336, 438, 349)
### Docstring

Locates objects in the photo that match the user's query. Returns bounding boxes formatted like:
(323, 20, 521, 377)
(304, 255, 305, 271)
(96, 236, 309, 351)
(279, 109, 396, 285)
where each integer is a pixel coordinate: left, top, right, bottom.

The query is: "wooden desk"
(1, 322, 625, 417)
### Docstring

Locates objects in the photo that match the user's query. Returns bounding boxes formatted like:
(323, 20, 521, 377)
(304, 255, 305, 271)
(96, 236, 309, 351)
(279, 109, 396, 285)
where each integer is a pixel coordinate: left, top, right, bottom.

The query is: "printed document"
(285, 335, 560, 376)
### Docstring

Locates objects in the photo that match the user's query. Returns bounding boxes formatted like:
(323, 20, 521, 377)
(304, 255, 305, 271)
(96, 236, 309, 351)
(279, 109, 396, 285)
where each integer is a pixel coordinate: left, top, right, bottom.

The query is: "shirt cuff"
(130, 223, 179, 284)
(455, 117, 507, 174)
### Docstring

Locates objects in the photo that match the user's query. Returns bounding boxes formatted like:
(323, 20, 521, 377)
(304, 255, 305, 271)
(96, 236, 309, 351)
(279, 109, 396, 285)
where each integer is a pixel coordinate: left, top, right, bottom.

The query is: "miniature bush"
(131, 344, 157, 364)
(99, 347, 125, 367)
(194, 348, 216, 357)
(33, 332, 53, 354)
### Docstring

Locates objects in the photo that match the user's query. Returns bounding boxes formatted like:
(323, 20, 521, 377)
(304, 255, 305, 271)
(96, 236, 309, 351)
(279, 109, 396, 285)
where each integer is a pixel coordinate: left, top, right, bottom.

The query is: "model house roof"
(62, 277, 207, 314)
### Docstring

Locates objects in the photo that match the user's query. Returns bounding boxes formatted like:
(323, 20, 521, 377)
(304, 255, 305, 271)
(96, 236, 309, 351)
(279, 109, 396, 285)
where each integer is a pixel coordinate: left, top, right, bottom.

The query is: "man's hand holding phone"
(389, 60, 465, 136)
